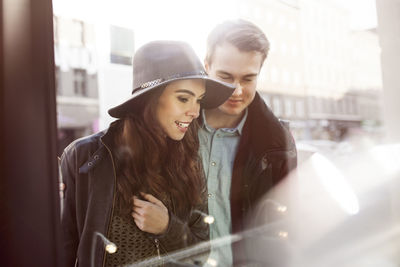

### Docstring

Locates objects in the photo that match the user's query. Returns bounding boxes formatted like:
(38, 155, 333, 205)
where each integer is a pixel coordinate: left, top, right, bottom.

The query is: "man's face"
(205, 42, 263, 118)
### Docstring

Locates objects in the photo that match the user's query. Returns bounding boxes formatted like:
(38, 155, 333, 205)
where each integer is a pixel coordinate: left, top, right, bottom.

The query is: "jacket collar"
(235, 92, 296, 159)
(78, 120, 121, 173)
(201, 108, 248, 136)
(199, 92, 295, 158)
(100, 119, 121, 148)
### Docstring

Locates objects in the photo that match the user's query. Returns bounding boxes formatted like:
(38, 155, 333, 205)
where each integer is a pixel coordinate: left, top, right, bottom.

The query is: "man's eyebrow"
(216, 70, 258, 78)
(243, 73, 258, 78)
(175, 89, 205, 98)
(216, 70, 232, 76)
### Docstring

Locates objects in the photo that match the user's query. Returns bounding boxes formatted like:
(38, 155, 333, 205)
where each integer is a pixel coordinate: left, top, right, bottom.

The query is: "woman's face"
(156, 79, 206, 141)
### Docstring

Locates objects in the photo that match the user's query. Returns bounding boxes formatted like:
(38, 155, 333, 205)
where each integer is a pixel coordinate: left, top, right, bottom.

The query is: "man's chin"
(219, 106, 244, 117)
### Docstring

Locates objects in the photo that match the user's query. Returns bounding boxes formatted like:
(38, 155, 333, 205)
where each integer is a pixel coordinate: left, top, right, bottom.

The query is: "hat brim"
(108, 75, 235, 118)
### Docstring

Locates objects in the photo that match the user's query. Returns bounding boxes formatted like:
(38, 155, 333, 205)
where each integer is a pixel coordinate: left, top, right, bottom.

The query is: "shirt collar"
(201, 108, 248, 136)
(234, 108, 248, 135)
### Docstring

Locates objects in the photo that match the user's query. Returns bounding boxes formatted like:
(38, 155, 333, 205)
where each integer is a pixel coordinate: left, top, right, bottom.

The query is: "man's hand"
(132, 193, 169, 235)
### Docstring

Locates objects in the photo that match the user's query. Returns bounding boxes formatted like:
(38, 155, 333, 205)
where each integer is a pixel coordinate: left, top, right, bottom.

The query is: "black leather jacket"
(60, 122, 209, 267)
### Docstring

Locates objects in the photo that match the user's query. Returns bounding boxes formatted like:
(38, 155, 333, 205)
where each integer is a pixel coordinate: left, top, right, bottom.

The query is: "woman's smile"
(175, 121, 191, 132)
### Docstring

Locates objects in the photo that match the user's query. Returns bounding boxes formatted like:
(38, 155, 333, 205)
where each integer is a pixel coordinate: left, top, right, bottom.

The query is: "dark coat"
(230, 93, 297, 233)
(60, 123, 209, 267)
(218, 93, 297, 266)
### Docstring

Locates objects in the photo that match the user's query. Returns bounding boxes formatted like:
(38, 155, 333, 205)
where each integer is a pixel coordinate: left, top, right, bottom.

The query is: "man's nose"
(232, 83, 243, 96)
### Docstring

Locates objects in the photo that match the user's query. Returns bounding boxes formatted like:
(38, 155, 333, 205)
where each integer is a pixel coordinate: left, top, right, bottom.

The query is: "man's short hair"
(206, 19, 270, 67)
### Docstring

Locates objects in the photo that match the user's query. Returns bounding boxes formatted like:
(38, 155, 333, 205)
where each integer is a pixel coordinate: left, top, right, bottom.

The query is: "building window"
(271, 67, 279, 83)
(349, 96, 357, 115)
(254, 8, 261, 19)
(83, 23, 95, 47)
(344, 97, 351, 114)
(327, 99, 335, 114)
(291, 45, 298, 57)
(55, 67, 61, 95)
(57, 18, 84, 47)
(284, 98, 293, 117)
(295, 99, 305, 117)
(281, 42, 288, 56)
(262, 94, 271, 108)
(272, 97, 282, 116)
(270, 42, 276, 54)
(294, 71, 301, 86)
(267, 12, 274, 24)
(338, 98, 344, 114)
(316, 98, 324, 114)
(76, 20, 85, 46)
(279, 15, 286, 28)
(322, 98, 329, 113)
(73, 69, 87, 97)
(258, 67, 268, 84)
(289, 21, 297, 32)
(70, 20, 84, 47)
(110, 25, 134, 65)
(282, 70, 290, 85)
(308, 96, 316, 113)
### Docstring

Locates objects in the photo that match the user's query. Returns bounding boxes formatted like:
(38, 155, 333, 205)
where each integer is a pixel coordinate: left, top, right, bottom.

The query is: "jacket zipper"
(100, 139, 118, 267)
(153, 199, 173, 262)
(154, 238, 161, 259)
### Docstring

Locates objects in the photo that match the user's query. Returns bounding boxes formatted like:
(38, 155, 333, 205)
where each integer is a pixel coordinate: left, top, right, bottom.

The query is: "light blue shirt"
(198, 109, 248, 266)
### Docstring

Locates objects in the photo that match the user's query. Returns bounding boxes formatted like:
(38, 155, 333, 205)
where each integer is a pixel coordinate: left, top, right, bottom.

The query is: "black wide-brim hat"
(108, 40, 236, 118)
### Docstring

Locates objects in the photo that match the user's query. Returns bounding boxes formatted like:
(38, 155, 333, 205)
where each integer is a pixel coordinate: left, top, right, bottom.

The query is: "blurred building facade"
(236, 0, 383, 141)
(53, 0, 383, 148)
(53, 16, 135, 154)
(53, 16, 99, 155)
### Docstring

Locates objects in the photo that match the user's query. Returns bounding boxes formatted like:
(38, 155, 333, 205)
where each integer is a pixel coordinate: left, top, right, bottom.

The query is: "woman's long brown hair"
(113, 87, 205, 217)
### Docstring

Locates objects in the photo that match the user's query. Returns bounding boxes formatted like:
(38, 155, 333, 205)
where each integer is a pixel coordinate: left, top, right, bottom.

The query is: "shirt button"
(211, 162, 216, 166)
(59, 182, 65, 191)
(208, 193, 213, 198)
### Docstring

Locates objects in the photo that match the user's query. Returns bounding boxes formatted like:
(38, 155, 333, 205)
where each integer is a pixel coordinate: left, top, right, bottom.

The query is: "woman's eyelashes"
(177, 96, 203, 104)
(177, 96, 189, 103)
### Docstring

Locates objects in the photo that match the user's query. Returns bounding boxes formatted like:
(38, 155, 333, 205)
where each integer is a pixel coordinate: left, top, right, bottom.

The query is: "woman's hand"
(132, 193, 169, 235)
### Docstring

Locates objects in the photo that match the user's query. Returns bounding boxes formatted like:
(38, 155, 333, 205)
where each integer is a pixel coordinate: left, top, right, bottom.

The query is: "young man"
(199, 19, 297, 265)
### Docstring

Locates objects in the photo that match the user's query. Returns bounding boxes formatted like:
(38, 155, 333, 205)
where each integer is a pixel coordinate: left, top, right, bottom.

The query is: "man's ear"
(204, 59, 210, 73)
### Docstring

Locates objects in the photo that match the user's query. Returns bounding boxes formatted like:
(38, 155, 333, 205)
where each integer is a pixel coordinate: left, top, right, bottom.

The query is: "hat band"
(132, 70, 207, 94)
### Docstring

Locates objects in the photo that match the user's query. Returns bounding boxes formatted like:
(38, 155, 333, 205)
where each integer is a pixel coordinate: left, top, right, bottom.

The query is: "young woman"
(60, 40, 234, 267)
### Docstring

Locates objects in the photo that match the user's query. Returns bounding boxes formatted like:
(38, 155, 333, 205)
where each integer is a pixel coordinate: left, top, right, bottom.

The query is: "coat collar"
(78, 120, 121, 173)
(199, 92, 295, 158)
(245, 92, 296, 158)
